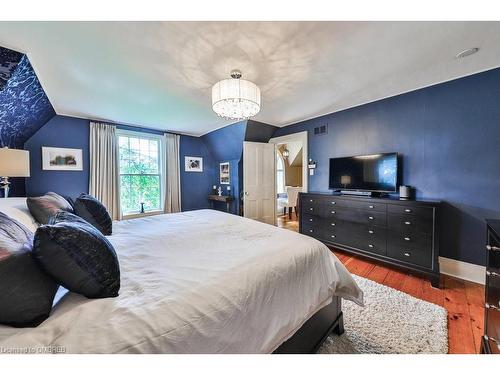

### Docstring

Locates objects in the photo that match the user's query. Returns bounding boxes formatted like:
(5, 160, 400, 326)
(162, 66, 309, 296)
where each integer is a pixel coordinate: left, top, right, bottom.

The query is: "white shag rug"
(318, 275, 448, 354)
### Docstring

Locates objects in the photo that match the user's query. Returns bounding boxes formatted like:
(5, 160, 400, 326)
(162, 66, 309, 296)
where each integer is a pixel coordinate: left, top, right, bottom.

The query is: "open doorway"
(269, 132, 308, 232)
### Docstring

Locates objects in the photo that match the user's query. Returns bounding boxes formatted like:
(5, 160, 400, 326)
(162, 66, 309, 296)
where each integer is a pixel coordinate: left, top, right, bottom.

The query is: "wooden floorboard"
(277, 220, 486, 354)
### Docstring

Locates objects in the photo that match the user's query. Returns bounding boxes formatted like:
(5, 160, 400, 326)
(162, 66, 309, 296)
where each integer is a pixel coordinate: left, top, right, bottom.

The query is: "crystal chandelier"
(212, 70, 261, 120)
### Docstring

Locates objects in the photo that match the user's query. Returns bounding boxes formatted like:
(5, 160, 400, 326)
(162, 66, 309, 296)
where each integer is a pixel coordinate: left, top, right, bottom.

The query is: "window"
(277, 151, 285, 194)
(118, 131, 163, 215)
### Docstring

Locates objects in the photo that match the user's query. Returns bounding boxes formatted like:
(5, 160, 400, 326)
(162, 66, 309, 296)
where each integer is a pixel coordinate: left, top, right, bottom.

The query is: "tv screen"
(329, 153, 398, 192)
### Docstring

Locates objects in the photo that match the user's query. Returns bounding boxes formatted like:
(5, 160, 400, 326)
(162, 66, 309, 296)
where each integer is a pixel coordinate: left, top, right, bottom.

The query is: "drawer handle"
(309, 229, 313, 233)
(368, 205, 374, 209)
(485, 303, 500, 312)
(404, 208, 412, 213)
(331, 235, 336, 238)
(368, 244, 374, 248)
(309, 218, 313, 222)
(309, 199, 313, 202)
(331, 223, 336, 226)
(404, 237, 411, 241)
(331, 211, 336, 214)
(404, 252, 411, 257)
(486, 245, 500, 252)
(404, 221, 411, 225)
(487, 270, 500, 277)
(484, 335, 500, 350)
(368, 230, 374, 234)
(309, 208, 313, 211)
(368, 216, 374, 220)
(331, 201, 336, 205)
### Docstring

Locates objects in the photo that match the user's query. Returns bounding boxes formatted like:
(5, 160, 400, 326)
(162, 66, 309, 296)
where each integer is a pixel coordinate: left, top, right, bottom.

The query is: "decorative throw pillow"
(27, 192, 74, 225)
(0, 212, 59, 327)
(73, 193, 112, 235)
(49, 210, 89, 226)
(33, 219, 120, 299)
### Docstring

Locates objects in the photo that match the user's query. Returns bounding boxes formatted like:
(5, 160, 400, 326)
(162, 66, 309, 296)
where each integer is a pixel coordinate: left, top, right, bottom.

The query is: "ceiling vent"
(314, 124, 328, 135)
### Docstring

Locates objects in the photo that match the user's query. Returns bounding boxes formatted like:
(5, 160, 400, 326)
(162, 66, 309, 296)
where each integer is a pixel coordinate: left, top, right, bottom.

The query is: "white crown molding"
(439, 256, 485, 285)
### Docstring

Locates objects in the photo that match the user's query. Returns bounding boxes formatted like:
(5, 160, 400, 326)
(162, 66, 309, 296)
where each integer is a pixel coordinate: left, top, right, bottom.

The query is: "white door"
(243, 141, 276, 225)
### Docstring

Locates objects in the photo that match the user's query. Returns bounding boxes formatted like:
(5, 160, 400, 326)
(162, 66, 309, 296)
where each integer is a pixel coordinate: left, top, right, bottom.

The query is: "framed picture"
(185, 156, 203, 172)
(220, 162, 230, 184)
(42, 147, 83, 171)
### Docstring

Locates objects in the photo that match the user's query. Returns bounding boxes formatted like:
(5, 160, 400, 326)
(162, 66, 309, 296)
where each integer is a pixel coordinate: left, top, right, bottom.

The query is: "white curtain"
(89, 122, 120, 220)
(162, 133, 181, 213)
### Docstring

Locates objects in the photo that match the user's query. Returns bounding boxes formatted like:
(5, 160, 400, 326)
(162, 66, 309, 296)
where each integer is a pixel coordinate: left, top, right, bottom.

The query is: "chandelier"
(212, 70, 261, 120)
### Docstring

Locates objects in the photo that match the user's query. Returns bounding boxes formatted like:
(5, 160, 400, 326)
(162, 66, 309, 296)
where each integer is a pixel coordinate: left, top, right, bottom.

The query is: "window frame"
(116, 129, 164, 218)
(276, 150, 286, 195)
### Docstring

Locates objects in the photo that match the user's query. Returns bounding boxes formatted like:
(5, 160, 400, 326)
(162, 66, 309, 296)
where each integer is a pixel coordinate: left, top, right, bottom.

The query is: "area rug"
(318, 275, 448, 354)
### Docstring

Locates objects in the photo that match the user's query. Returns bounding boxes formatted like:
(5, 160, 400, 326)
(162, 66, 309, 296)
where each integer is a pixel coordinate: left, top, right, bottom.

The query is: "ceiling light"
(282, 149, 290, 159)
(456, 47, 479, 59)
(212, 70, 261, 120)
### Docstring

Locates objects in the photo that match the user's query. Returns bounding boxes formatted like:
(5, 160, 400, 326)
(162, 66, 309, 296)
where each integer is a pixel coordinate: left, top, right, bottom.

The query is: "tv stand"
(299, 192, 441, 288)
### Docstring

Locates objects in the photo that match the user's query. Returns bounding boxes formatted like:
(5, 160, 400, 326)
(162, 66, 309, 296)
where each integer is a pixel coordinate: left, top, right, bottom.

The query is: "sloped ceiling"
(1, 22, 500, 136)
(0, 45, 55, 148)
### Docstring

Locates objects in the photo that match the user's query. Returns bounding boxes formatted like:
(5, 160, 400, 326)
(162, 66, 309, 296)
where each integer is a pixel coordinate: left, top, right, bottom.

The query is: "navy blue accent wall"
(273, 67, 500, 266)
(24, 115, 90, 198)
(179, 135, 215, 211)
(0, 46, 56, 197)
(201, 121, 247, 215)
(0, 54, 55, 148)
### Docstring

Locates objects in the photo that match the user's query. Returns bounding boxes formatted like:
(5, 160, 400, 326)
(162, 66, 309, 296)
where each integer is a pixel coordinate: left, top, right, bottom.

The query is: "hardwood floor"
(277, 213, 299, 231)
(278, 217, 485, 354)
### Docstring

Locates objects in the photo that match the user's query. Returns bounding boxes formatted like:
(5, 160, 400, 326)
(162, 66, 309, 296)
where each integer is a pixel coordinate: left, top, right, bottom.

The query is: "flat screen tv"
(329, 153, 398, 193)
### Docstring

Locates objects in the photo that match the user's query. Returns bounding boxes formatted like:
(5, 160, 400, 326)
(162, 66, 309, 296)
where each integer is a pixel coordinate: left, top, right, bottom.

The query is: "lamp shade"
(212, 71, 261, 120)
(0, 148, 30, 177)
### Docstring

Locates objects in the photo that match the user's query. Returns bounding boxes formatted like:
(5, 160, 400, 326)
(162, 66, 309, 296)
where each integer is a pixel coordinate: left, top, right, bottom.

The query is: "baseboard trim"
(439, 257, 485, 285)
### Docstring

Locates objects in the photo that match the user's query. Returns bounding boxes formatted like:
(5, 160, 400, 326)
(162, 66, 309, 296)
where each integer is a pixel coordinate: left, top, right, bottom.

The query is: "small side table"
(208, 194, 234, 213)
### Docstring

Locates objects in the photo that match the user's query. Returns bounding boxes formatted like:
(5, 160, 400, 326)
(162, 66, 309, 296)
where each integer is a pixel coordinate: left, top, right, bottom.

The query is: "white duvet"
(0, 209, 362, 353)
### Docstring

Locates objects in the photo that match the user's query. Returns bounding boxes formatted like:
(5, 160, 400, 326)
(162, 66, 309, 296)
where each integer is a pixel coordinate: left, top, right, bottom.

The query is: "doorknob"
(244, 192, 249, 196)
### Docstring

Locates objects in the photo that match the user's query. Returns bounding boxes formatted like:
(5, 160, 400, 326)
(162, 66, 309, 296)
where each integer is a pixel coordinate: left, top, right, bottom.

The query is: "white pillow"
(0, 197, 39, 233)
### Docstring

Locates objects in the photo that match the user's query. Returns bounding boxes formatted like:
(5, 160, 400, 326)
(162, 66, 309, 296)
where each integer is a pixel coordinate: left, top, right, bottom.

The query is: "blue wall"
(202, 121, 246, 214)
(24, 115, 90, 198)
(274, 67, 500, 266)
(0, 46, 56, 197)
(179, 135, 215, 211)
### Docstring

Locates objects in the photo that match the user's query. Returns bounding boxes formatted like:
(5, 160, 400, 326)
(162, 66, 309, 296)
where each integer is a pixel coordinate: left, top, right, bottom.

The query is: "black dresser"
(482, 220, 500, 354)
(299, 192, 441, 287)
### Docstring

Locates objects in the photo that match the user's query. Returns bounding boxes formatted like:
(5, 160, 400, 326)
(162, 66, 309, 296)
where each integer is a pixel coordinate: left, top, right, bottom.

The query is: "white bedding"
(0, 209, 362, 353)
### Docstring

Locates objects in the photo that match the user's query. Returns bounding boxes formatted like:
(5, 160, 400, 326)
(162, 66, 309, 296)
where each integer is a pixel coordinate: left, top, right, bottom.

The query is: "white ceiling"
(0, 21, 499, 135)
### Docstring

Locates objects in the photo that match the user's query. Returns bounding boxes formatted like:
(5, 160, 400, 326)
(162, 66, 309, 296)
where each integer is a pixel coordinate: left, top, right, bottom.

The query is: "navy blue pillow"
(33, 218, 120, 299)
(49, 210, 89, 226)
(73, 193, 112, 235)
(0, 212, 58, 327)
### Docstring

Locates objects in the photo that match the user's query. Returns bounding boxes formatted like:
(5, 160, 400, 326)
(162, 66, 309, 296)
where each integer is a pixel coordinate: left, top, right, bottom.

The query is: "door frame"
(268, 131, 308, 194)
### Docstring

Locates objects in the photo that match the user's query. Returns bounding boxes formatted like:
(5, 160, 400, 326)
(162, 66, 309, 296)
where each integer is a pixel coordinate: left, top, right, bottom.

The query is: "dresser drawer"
(485, 307, 500, 353)
(301, 214, 322, 225)
(487, 233, 500, 271)
(301, 222, 322, 238)
(486, 270, 500, 309)
(387, 213, 433, 234)
(326, 207, 387, 226)
(387, 232, 433, 268)
(386, 245, 432, 268)
(387, 204, 434, 219)
(325, 198, 387, 212)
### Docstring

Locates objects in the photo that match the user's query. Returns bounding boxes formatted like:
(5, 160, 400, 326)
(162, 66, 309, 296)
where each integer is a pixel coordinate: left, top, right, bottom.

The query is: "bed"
(0, 199, 362, 354)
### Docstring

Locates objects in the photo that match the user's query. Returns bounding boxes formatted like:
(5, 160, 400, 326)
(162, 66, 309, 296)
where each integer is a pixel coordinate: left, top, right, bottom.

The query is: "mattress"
(0, 208, 362, 353)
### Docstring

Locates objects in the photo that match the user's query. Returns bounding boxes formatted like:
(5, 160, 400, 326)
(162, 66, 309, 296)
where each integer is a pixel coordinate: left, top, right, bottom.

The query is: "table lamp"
(0, 147, 30, 198)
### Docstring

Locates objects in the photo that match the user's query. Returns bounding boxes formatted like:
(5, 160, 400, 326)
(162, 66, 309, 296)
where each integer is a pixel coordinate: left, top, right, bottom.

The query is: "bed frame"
(273, 297, 344, 354)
